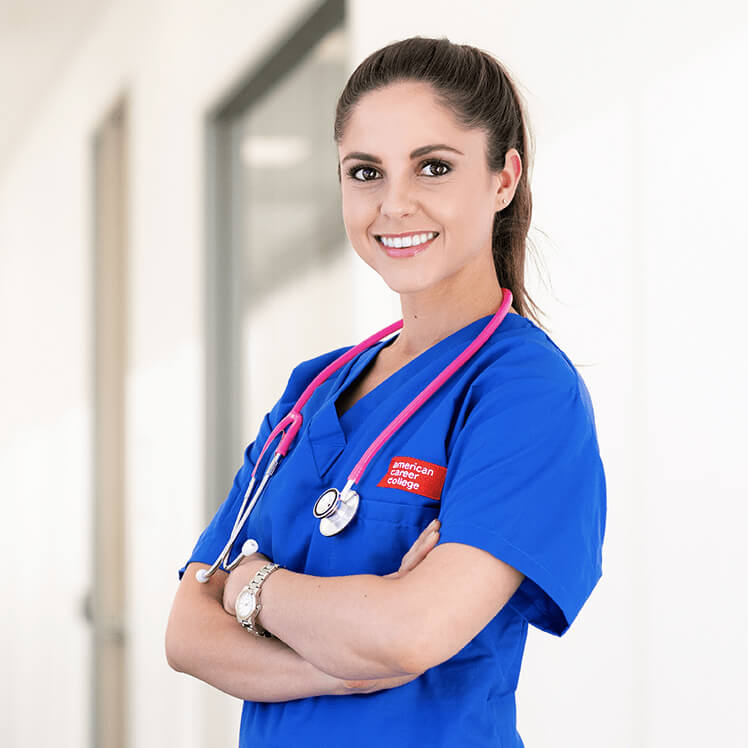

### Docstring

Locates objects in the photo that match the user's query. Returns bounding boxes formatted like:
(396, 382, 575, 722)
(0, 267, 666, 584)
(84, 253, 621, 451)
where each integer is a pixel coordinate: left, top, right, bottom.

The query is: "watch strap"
(237, 562, 281, 637)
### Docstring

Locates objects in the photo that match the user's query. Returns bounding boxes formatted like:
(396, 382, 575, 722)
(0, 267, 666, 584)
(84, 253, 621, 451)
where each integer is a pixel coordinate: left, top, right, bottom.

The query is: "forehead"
(338, 81, 481, 154)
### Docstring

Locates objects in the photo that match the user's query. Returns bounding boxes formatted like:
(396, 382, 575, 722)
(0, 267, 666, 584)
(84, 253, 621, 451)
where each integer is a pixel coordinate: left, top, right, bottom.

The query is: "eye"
(345, 158, 452, 182)
(346, 164, 379, 182)
(421, 159, 451, 177)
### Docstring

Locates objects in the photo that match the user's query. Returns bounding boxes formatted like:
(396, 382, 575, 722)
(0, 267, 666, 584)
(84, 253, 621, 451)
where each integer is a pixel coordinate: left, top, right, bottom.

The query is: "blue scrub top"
(178, 311, 607, 748)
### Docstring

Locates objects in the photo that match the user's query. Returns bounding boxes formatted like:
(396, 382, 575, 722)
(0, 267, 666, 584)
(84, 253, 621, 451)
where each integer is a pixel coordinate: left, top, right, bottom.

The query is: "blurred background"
(1, 0, 746, 746)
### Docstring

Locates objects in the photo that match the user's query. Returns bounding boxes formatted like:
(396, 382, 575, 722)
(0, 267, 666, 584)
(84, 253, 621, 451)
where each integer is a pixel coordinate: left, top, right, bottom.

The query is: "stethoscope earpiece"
(241, 538, 259, 556)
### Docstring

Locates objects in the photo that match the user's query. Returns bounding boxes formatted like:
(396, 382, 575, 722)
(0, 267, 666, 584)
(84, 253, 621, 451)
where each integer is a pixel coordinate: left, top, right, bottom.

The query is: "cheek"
(442, 202, 471, 230)
(342, 203, 373, 241)
(341, 186, 369, 214)
(444, 203, 490, 246)
(341, 201, 367, 240)
(351, 237, 379, 271)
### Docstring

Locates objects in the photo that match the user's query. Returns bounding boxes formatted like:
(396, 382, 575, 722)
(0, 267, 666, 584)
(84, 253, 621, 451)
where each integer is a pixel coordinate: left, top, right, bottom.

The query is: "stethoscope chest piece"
(194, 289, 514, 583)
(313, 487, 360, 536)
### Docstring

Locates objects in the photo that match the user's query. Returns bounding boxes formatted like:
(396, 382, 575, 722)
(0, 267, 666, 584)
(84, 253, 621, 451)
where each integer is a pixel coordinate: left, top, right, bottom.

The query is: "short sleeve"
(176, 346, 351, 581)
(436, 366, 607, 636)
(177, 398, 286, 581)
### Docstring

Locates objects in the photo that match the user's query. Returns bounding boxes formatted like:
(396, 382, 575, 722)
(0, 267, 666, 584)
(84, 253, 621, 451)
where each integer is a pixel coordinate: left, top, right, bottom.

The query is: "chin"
(361, 253, 444, 294)
(379, 274, 437, 295)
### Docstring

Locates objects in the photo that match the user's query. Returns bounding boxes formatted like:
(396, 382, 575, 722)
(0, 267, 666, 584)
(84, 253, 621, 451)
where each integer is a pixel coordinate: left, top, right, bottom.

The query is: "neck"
(389, 281, 515, 361)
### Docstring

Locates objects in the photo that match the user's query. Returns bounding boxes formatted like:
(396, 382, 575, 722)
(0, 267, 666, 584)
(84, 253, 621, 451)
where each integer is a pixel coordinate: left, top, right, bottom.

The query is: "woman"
(166, 36, 606, 748)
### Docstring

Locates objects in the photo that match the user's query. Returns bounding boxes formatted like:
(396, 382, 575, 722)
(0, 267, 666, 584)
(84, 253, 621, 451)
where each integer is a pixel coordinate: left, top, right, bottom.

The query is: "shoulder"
(474, 316, 580, 392)
(280, 344, 355, 403)
(459, 315, 598, 431)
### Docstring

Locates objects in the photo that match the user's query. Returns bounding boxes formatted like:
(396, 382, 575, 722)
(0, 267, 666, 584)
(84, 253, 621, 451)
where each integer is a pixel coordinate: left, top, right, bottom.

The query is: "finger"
(400, 529, 440, 572)
(396, 520, 441, 574)
(404, 521, 439, 558)
(418, 528, 440, 554)
(410, 523, 440, 555)
(420, 518, 441, 537)
(412, 521, 440, 553)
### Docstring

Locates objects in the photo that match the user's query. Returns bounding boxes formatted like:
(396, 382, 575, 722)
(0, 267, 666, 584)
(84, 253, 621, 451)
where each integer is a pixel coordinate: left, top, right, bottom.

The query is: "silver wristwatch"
(235, 562, 281, 637)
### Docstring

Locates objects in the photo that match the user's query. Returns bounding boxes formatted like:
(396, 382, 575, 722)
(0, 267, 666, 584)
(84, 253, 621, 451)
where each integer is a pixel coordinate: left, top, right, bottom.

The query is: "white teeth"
(379, 231, 437, 248)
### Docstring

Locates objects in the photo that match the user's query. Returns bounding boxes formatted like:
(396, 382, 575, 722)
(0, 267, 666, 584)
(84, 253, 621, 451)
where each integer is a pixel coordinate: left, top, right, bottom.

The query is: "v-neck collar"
(305, 338, 388, 478)
(337, 336, 396, 427)
(306, 312, 526, 478)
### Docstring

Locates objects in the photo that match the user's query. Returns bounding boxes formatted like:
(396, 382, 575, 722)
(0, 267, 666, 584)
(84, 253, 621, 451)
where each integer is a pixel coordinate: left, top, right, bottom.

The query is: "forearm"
(170, 593, 347, 702)
(253, 568, 411, 681)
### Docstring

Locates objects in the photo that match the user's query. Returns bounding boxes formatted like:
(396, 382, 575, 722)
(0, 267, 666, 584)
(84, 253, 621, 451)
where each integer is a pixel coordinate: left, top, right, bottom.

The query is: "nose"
(379, 174, 418, 219)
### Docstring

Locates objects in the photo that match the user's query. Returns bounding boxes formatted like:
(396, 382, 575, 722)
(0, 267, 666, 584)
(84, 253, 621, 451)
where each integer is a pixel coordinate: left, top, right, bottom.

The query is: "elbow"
(392, 610, 441, 675)
(164, 620, 187, 673)
(387, 616, 425, 675)
(373, 578, 431, 676)
(395, 639, 429, 676)
(165, 643, 183, 673)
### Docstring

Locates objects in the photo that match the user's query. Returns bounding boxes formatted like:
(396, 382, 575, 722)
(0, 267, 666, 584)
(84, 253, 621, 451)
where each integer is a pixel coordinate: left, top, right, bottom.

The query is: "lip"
(375, 233, 438, 258)
(376, 230, 438, 238)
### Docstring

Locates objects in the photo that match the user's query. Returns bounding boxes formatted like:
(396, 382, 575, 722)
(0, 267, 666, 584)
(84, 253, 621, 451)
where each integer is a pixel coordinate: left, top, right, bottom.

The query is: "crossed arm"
(165, 521, 525, 700)
(164, 520, 444, 701)
(165, 563, 350, 701)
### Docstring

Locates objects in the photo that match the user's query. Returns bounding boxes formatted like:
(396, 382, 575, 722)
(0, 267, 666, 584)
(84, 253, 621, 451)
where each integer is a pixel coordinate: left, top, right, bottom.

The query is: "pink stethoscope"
(196, 289, 513, 582)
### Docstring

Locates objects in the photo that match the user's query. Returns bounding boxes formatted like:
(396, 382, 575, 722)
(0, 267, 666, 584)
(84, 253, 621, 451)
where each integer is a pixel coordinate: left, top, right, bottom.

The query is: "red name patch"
(376, 456, 447, 501)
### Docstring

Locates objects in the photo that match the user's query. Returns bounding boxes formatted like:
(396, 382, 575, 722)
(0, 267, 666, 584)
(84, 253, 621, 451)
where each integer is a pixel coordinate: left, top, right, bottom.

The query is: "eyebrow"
(341, 143, 464, 164)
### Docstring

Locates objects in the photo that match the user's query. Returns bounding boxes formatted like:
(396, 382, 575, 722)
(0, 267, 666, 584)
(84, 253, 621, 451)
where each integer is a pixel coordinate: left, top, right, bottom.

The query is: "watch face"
(236, 590, 256, 618)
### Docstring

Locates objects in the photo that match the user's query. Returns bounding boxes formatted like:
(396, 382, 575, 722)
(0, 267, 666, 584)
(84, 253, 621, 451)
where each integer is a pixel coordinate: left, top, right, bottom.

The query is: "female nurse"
(166, 36, 607, 748)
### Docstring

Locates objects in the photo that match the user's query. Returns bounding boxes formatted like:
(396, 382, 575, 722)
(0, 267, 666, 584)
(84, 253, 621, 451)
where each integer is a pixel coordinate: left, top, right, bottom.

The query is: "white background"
(1, 0, 746, 746)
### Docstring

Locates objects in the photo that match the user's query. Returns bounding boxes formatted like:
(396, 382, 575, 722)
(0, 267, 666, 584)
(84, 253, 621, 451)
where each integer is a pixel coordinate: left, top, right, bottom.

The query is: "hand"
(383, 518, 441, 581)
(222, 551, 271, 616)
(339, 671, 423, 695)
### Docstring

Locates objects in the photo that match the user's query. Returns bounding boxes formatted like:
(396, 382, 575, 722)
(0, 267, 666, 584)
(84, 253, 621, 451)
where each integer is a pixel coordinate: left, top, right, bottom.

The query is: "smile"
(375, 232, 439, 257)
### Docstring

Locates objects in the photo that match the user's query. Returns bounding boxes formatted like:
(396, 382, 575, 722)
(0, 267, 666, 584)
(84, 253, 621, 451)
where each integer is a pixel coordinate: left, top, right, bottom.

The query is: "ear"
(495, 148, 523, 210)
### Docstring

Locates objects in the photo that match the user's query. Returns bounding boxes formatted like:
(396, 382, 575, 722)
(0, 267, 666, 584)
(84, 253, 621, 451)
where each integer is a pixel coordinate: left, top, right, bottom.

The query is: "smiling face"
(337, 80, 511, 303)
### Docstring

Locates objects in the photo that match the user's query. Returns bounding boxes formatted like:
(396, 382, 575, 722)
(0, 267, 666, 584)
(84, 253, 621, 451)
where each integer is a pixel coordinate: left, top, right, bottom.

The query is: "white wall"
(1, 1, 746, 746)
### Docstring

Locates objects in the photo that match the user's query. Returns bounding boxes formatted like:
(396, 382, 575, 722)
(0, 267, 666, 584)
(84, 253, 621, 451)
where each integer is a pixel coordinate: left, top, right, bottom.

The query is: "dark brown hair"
(334, 35, 546, 328)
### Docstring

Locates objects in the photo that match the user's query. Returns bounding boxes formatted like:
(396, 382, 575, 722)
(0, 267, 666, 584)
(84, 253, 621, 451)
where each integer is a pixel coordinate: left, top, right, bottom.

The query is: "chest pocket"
(302, 392, 452, 578)
(305, 452, 443, 578)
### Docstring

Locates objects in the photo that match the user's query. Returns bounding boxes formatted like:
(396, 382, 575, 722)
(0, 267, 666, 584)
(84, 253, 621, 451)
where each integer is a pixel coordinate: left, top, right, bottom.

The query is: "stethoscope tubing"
(198, 324, 406, 582)
(351, 290, 512, 485)
(250, 319, 405, 471)
(194, 455, 280, 583)
(195, 289, 513, 582)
